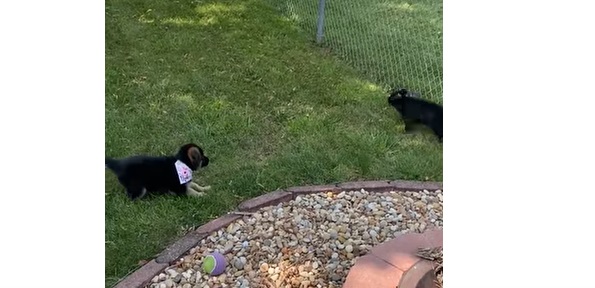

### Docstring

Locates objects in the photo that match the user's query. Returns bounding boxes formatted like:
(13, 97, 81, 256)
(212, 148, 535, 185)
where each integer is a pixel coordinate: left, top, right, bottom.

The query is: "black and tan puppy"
(388, 88, 443, 142)
(105, 143, 211, 200)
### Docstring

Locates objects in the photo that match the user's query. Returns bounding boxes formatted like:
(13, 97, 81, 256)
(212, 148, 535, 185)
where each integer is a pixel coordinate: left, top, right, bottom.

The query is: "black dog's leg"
(172, 184, 190, 196)
(125, 184, 147, 200)
(404, 119, 416, 133)
(190, 181, 211, 192)
(436, 128, 443, 142)
(430, 123, 442, 143)
(173, 183, 204, 197)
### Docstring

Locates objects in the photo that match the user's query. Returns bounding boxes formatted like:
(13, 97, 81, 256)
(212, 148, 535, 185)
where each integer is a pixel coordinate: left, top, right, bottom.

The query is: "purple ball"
(202, 252, 227, 276)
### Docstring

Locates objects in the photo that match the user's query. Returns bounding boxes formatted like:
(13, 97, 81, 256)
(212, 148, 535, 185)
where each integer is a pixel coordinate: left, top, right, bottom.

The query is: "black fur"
(388, 88, 443, 142)
(105, 143, 210, 200)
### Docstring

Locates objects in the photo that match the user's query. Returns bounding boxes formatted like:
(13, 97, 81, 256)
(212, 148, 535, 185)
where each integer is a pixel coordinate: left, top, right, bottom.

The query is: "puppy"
(105, 143, 211, 200)
(388, 88, 443, 142)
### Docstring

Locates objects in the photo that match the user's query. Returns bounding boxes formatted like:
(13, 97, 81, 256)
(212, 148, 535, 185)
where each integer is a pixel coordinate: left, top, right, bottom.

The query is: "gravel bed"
(148, 189, 443, 288)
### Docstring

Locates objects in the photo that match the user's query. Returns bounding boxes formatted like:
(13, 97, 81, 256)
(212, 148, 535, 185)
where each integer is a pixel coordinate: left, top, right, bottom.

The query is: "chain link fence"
(266, 0, 443, 103)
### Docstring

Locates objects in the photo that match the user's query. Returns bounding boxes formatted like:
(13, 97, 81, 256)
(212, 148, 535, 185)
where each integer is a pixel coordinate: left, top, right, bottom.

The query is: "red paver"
(237, 190, 293, 212)
(389, 180, 442, 192)
(399, 260, 437, 288)
(155, 231, 208, 264)
(342, 254, 404, 288)
(339, 180, 393, 192)
(195, 214, 242, 234)
(343, 228, 443, 288)
(370, 232, 428, 272)
(114, 260, 167, 288)
(286, 184, 341, 195)
(422, 228, 443, 248)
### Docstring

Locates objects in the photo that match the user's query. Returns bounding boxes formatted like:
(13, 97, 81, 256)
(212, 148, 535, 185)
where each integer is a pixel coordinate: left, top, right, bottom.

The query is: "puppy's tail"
(105, 157, 121, 174)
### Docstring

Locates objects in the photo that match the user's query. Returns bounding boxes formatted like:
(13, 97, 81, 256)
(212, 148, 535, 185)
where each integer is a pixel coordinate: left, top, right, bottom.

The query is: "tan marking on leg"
(185, 186, 206, 197)
(190, 181, 211, 191)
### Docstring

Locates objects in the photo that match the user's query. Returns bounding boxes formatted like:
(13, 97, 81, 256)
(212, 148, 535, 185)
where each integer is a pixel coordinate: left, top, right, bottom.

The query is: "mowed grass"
(105, 0, 443, 286)
(268, 0, 443, 102)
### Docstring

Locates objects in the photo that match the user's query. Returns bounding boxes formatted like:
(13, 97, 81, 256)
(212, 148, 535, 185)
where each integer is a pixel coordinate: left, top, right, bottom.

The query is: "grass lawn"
(105, 0, 443, 286)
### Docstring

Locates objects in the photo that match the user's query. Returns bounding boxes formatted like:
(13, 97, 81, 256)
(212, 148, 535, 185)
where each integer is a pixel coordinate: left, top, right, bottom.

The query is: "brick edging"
(113, 260, 168, 288)
(238, 180, 442, 212)
(112, 179, 442, 288)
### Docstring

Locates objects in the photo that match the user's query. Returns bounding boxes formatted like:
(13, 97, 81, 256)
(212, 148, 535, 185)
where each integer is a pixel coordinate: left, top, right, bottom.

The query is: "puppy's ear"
(187, 146, 202, 169)
(389, 88, 400, 98)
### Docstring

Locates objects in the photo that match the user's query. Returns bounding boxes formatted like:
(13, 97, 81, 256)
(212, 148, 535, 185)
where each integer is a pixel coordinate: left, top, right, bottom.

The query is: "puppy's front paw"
(190, 182, 211, 192)
(188, 191, 206, 198)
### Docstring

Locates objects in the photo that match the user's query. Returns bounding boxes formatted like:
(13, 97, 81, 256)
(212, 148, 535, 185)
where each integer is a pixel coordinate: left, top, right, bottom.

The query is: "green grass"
(105, 0, 443, 286)
(267, 0, 443, 102)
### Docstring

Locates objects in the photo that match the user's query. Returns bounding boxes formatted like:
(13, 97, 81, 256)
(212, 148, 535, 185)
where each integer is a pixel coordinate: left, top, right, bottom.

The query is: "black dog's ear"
(176, 143, 204, 170)
(388, 88, 401, 97)
(187, 146, 202, 169)
(397, 88, 409, 97)
(389, 88, 408, 97)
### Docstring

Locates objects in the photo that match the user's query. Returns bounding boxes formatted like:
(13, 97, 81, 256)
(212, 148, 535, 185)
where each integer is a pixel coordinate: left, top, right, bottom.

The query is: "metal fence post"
(316, 0, 326, 44)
